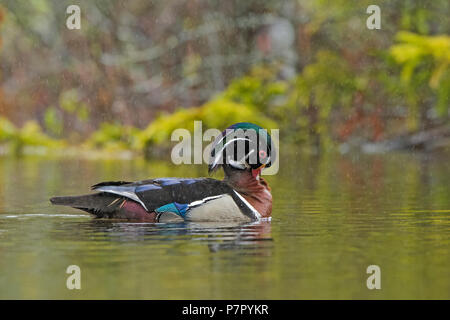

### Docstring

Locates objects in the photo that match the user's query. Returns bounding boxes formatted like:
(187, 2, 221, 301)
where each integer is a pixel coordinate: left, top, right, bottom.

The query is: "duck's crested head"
(208, 122, 276, 176)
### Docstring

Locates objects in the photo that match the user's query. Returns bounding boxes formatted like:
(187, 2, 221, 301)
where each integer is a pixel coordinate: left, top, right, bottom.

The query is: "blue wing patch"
(135, 184, 162, 192)
(154, 178, 199, 186)
(154, 178, 182, 186)
(136, 179, 198, 192)
(155, 202, 189, 218)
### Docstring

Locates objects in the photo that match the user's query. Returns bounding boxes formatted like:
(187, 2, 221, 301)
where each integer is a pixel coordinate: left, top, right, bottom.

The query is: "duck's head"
(208, 122, 276, 180)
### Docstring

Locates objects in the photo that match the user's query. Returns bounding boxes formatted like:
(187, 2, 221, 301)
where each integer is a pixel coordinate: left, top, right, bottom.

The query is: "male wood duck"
(50, 122, 275, 222)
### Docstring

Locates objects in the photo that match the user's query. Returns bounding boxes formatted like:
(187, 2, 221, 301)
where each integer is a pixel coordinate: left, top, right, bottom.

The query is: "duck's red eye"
(259, 150, 267, 158)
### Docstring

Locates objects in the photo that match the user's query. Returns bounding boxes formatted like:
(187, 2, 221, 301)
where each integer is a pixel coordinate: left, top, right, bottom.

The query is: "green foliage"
(16, 121, 61, 147)
(200, 96, 277, 130)
(135, 108, 201, 150)
(390, 32, 450, 87)
(293, 51, 365, 146)
(85, 122, 140, 151)
(59, 89, 90, 122)
(389, 32, 450, 126)
(136, 95, 277, 153)
(295, 51, 360, 115)
(0, 1, 448, 155)
(44, 106, 63, 137)
(0, 117, 64, 155)
(224, 65, 289, 113)
(223, 53, 361, 146)
(0, 117, 17, 141)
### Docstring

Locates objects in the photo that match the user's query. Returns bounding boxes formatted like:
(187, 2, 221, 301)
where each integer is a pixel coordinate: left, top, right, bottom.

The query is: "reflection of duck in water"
(79, 220, 272, 254)
(51, 123, 275, 223)
(201, 221, 273, 253)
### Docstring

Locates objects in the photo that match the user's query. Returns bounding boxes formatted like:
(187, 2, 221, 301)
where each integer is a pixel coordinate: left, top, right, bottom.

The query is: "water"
(0, 152, 449, 299)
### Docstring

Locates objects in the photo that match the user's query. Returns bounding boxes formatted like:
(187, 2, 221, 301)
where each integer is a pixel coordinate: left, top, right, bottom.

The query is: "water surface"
(0, 152, 449, 299)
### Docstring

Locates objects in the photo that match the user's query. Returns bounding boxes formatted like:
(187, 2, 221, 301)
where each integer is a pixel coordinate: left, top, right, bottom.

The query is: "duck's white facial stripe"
(211, 137, 252, 168)
(227, 148, 256, 170)
(214, 129, 238, 149)
(233, 190, 262, 220)
(243, 148, 255, 162)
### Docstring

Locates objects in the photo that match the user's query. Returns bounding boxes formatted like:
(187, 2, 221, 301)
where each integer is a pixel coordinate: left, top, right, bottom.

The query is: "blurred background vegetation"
(0, 0, 448, 157)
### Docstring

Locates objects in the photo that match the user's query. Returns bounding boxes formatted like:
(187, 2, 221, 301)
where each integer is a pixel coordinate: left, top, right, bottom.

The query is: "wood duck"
(50, 122, 275, 222)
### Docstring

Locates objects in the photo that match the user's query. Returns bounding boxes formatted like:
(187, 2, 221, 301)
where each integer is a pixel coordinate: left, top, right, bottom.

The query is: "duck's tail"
(50, 193, 122, 218)
(50, 193, 155, 221)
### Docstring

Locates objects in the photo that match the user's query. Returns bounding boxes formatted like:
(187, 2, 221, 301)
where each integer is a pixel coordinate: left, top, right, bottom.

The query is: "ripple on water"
(0, 213, 90, 219)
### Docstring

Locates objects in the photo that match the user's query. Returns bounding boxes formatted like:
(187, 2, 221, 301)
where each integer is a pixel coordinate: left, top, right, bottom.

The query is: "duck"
(50, 122, 275, 222)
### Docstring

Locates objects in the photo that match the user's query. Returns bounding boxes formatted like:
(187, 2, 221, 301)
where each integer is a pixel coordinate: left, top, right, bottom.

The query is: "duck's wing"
(51, 178, 261, 221)
(91, 178, 231, 211)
